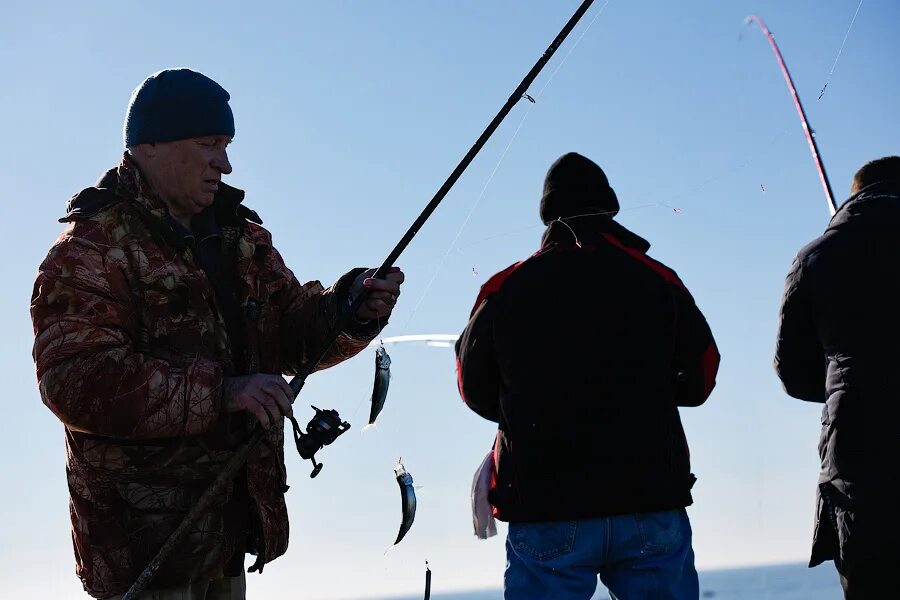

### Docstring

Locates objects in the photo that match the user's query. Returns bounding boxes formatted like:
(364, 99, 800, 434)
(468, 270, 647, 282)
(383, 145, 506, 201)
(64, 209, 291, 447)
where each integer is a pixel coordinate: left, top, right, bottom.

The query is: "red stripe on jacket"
(455, 355, 466, 400)
(469, 247, 552, 317)
(458, 254, 546, 405)
(602, 231, 717, 400)
(600, 233, 687, 291)
(470, 261, 523, 316)
(457, 262, 523, 403)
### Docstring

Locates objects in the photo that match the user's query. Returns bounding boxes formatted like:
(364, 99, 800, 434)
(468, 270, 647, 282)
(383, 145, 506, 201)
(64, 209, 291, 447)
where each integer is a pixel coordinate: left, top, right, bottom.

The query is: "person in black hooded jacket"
(456, 153, 719, 600)
(775, 156, 900, 599)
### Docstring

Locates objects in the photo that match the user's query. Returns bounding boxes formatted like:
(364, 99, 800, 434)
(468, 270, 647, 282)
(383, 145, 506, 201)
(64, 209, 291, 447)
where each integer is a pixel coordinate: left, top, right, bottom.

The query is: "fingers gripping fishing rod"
(746, 15, 837, 216)
(122, 1, 596, 597)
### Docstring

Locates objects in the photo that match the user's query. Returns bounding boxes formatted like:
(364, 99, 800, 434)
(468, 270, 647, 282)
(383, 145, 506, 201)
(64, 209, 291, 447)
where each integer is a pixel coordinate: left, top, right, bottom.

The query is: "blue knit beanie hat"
(123, 68, 235, 147)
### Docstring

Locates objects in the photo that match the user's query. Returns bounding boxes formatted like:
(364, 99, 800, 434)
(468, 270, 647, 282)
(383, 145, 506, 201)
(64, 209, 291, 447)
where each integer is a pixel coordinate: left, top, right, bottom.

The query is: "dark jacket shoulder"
(59, 168, 121, 223)
(59, 166, 263, 230)
(796, 183, 900, 270)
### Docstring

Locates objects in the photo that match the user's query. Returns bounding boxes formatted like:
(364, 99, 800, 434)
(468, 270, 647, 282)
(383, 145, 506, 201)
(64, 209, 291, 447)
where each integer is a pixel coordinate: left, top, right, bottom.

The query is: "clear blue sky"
(1, 1, 897, 598)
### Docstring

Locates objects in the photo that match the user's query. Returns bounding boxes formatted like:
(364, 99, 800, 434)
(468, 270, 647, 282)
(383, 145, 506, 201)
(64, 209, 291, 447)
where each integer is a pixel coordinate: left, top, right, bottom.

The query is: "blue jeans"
(505, 509, 698, 600)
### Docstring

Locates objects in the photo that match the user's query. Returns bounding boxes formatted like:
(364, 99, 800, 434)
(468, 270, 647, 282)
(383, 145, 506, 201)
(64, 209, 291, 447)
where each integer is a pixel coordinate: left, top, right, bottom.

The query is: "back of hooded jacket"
(456, 217, 719, 522)
(775, 182, 900, 568)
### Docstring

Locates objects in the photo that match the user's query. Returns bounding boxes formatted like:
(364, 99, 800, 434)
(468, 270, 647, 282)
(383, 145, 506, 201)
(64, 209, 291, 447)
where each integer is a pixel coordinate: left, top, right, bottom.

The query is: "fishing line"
(818, 0, 864, 100)
(452, 120, 790, 259)
(457, 223, 544, 250)
(452, 201, 683, 254)
(532, 0, 611, 98)
(554, 217, 583, 247)
(395, 99, 534, 335)
(632, 126, 793, 209)
(397, 0, 612, 335)
(550, 208, 679, 247)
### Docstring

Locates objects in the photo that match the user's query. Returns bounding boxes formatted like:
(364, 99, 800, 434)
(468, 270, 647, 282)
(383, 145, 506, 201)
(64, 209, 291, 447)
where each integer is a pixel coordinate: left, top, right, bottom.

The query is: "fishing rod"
(746, 15, 837, 216)
(122, 1, 596, 597)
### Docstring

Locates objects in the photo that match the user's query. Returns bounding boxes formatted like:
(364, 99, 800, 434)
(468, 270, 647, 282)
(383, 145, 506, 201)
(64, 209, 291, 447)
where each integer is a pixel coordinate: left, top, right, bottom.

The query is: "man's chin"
(195, 194, 216, 209)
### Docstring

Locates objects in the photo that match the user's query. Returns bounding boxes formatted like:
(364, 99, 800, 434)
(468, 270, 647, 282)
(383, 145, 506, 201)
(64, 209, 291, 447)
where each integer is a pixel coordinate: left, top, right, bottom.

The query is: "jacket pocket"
(633, 509, 683, 556)
(508, 521, 577, 561)
(141, 279, 207, 360)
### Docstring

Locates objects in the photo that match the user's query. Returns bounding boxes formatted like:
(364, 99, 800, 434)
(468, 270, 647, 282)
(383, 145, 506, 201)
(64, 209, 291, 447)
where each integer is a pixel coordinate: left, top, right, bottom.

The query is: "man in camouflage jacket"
(30, 69, 404, 599)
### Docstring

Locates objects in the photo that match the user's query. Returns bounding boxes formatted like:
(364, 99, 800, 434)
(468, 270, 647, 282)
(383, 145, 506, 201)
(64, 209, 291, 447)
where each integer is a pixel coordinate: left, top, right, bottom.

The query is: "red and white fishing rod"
(746, 15, 837, 216)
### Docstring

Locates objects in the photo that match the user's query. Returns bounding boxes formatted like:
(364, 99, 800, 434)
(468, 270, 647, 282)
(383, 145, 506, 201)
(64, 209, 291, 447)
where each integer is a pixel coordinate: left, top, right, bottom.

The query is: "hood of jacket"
(827, 181, 900, 235)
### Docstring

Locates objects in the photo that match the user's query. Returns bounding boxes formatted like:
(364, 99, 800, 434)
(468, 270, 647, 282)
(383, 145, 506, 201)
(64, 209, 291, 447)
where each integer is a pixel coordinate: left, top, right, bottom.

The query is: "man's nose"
(213, 149, 232, 175)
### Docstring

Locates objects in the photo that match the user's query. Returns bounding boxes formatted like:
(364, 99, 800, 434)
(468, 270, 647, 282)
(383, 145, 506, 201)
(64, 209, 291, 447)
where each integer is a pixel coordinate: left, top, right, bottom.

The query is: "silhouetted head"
(851, 156, 900, 195)
(539, 152, 619, 225)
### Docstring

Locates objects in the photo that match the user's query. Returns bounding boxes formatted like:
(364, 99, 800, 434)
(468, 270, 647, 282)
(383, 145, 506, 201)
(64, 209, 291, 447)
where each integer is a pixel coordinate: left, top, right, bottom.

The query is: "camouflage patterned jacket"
(31, 156, 379, 598)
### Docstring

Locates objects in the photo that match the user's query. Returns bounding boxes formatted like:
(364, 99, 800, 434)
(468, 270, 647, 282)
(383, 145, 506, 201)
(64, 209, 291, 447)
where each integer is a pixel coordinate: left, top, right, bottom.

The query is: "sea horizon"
(351, 561, 843, 600)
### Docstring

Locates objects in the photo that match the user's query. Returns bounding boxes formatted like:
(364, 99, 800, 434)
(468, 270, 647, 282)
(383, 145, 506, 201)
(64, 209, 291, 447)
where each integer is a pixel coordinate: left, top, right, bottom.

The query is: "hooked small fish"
(365, 345, 391, 429)
(394, 459, 417, 545)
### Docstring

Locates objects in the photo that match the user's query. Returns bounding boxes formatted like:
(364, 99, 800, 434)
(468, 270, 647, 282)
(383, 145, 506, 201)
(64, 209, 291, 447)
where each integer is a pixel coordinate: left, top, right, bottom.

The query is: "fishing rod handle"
(121, 427, 267, 600)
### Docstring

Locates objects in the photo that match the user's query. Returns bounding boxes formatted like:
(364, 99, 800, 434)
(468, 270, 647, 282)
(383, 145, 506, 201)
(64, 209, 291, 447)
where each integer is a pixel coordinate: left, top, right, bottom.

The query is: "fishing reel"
(292, 406, 350, 478)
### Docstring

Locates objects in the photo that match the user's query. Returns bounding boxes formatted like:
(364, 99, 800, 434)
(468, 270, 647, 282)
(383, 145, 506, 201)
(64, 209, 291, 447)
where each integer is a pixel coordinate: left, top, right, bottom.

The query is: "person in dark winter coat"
(775, 156, 900, 599)
(456, 152, 719, 600)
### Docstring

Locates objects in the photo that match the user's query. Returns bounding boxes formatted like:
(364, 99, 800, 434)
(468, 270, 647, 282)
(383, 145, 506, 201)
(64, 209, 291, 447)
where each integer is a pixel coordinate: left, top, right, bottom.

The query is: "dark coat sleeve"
(455, 295, 501, 423)
(775, 256, 827, 402)
(672, 284, 720, 407)
(263, 240, 381, 375)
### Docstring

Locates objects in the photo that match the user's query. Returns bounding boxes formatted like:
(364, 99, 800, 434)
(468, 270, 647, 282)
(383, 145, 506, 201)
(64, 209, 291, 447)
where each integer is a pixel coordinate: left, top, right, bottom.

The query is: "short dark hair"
(851, 156, 900, 194)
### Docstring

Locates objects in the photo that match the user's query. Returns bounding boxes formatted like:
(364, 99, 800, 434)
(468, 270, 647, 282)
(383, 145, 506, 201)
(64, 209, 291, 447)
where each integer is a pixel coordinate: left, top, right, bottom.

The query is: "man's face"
(139, 135, 233, 224)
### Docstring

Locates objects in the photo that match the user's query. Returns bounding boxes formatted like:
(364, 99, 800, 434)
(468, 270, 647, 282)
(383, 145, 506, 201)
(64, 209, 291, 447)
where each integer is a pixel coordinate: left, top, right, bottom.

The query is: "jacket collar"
(541, 216, 651, 253)
(827, 180, 900, 234)
(60, 153, 263, 242)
